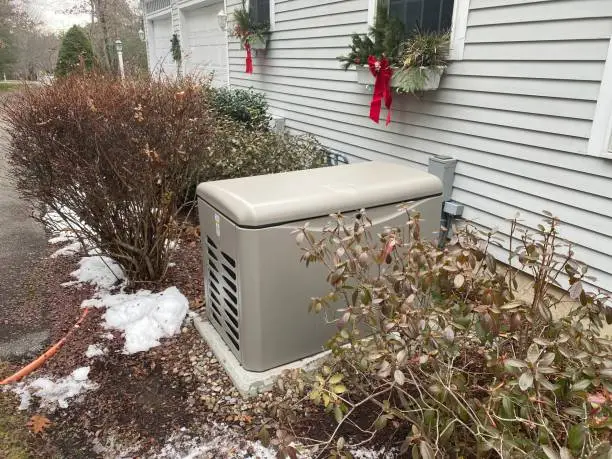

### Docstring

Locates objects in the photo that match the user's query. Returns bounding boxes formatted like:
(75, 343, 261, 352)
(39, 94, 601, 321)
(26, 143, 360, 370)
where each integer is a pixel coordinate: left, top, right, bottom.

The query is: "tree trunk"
(89, 0, 95, 39)
(95, 0, 112, 71)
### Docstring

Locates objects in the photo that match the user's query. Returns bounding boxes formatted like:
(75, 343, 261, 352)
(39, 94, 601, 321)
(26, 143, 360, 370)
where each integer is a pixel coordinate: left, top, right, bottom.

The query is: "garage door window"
(249, 0, 270, 26)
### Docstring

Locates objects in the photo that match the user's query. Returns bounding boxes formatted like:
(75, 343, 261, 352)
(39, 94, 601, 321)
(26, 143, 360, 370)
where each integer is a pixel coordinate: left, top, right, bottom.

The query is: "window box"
(355, 65, 445, 91)
(249, 34, 268, 50)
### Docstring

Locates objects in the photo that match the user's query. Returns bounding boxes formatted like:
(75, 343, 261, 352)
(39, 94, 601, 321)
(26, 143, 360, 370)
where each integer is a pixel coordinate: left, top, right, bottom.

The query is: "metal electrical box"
(197, 162, 443, 371)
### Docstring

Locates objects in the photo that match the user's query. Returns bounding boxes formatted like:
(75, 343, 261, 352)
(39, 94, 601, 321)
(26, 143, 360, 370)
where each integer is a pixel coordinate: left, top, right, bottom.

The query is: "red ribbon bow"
(367, 56, 393, 125)
(245, 41, 253, 74)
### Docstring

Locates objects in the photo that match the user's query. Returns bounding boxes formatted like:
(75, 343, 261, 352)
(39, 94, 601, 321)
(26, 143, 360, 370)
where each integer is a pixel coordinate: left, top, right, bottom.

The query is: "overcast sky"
(30, 0, 91, 32)
(31, 0, 141, 33)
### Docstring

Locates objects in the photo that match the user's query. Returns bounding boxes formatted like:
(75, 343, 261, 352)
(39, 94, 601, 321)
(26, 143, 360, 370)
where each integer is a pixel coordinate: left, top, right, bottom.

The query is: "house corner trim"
(449, 0, 470, 61)
(588, 37, 612, 159)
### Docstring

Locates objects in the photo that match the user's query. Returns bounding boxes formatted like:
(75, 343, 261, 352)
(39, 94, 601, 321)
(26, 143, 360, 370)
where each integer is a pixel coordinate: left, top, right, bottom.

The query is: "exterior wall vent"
(197, 162, 443, 371)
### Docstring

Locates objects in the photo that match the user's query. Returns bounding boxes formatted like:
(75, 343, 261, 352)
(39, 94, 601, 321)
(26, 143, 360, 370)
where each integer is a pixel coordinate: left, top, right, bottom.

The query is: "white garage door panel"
(151, 17, 175, 78)
(183, 2, 228, 87)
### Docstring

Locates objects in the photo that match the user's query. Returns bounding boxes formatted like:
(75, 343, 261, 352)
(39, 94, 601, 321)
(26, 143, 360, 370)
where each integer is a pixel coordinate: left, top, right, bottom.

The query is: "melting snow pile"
(63, 255, 125, 291)
(83, 287, 189, 354)
(13, 367, 97, 410)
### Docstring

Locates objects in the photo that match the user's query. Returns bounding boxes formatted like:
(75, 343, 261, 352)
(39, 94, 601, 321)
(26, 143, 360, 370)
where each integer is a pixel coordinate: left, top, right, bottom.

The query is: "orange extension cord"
(0, 308, 91, 385)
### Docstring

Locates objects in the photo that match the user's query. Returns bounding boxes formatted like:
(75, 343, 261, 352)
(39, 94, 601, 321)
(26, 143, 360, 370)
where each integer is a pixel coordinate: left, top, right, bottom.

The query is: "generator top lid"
(196, 161, 442, 227)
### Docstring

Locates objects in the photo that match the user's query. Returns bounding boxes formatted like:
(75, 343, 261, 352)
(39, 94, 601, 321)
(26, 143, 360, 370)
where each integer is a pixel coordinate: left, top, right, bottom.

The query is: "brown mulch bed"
(1, 224, 399, 458)
(1, 226, 275, 457)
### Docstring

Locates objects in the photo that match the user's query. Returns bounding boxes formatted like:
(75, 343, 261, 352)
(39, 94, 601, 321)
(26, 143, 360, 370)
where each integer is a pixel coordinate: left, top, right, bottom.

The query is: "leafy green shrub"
(55, 25, 94, 77)
(3, 75, 214, 282)
(210, 87, 270, 130)
(183, 118, 327, 202)
(282, 212, 612, 457)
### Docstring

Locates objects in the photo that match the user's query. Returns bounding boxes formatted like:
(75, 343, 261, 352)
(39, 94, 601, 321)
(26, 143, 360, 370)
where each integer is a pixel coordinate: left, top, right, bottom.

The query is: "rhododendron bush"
(275, 211, 612, 458)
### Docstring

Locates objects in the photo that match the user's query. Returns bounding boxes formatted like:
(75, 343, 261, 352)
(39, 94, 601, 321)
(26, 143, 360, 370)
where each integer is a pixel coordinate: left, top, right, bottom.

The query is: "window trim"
(587, 37, 612, 159)
(246, 0, 275, 31)
(366, 0, 470, 61)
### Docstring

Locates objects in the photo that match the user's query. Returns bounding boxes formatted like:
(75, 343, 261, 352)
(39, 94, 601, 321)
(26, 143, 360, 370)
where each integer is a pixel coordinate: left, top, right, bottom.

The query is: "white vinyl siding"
(226, 0, 612, 292)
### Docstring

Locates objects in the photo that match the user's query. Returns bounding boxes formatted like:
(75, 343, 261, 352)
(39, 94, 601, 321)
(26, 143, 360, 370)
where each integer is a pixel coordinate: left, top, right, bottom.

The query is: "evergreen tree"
(55, 25, 94, 77)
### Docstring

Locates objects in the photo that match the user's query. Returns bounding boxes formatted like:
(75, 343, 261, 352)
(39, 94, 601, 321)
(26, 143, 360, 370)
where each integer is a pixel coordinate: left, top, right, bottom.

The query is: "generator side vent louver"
(206, 236, 240, 353)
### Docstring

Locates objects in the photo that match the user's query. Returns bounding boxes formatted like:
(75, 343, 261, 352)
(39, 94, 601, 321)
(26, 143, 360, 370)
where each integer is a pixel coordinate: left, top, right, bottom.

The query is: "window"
(388, 0, 454, 35)
(368, 0, 470, 60)
(249, 0, 271, 26)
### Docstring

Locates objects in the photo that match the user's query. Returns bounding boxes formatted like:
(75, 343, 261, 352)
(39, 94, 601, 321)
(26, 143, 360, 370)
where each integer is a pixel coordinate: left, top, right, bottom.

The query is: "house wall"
(225, 0, 612, 293)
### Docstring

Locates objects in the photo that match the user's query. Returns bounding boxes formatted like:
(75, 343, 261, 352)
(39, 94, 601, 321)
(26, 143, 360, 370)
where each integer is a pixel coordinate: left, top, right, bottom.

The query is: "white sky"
(30, 0, 91, 32)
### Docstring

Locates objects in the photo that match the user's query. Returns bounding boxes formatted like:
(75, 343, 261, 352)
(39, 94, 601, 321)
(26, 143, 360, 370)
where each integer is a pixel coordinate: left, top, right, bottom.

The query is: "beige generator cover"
(197, 162, 443, 371)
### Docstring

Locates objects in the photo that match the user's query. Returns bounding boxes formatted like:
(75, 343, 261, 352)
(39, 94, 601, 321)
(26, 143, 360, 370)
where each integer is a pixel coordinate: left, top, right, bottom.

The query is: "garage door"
(182, 1, 229, 87)
(150, 16, 175, 78)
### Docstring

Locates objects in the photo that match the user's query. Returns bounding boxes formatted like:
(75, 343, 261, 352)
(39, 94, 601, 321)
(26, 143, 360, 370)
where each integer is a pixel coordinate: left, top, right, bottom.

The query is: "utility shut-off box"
(197, 162, 443, 372)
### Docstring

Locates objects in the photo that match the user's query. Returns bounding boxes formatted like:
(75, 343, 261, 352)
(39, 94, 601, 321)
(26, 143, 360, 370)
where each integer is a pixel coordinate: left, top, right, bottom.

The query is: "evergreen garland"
(337, 2, 404, 70)
(170, 34, 181, 63)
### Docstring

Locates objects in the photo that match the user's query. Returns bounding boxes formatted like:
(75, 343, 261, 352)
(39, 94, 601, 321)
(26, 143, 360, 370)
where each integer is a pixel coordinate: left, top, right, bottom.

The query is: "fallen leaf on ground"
(28, 414, 51, 433)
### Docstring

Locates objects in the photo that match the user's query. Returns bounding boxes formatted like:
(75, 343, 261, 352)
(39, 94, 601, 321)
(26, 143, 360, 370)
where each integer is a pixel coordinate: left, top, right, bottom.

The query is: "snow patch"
(50, 240, 84, 258)
(82, 287, 189, 354)
(13, 367, 97, 410)
(44, 207, 97, 259)
(43, 207, 84, 233)
(62, 255, 125, 291)
(165, 239, 180, 251)
(154, 427, 397, 459)
(351, 447, 397, 458)
(155, 424, 278, 459)
(85, 344, 107, 358)
(48, 232, 75, 245)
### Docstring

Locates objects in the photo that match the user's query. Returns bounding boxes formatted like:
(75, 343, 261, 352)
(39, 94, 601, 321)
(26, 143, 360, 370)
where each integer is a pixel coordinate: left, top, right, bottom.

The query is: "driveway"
(0, 93, 49, 359)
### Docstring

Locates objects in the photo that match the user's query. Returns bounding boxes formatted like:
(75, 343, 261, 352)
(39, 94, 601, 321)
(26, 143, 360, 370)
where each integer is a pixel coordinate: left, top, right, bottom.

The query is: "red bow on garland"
(244, 41, 253, 74)
(367, 55, 393, 125)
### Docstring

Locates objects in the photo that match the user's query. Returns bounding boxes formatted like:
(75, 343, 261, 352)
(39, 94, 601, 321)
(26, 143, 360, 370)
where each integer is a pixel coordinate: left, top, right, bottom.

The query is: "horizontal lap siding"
(227, 0, 612, 292)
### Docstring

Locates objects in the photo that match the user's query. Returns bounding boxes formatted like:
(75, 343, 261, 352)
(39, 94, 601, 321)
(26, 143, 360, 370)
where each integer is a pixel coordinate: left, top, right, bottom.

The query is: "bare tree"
(0, 0, 60, 79)
(63, 0, 146, 75)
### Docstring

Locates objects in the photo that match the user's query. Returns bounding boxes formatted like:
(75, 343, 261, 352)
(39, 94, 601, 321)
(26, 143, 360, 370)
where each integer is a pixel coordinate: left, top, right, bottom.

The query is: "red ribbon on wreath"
(367, 55, 393, 125)
(245, 41, 253, 74)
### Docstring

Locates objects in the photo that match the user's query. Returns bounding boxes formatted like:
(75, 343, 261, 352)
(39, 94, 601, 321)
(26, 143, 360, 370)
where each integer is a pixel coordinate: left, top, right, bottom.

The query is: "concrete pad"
(193, 316, 329, 397)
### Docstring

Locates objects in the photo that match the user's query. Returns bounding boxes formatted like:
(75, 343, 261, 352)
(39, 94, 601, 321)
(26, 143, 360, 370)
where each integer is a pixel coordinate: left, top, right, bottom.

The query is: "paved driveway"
(0, 94, 49, 359)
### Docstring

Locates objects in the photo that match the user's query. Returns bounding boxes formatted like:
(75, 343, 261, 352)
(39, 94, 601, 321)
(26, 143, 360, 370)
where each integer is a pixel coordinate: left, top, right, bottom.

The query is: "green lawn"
(0, 82, 21, 92)
(0, 364, 34, 459)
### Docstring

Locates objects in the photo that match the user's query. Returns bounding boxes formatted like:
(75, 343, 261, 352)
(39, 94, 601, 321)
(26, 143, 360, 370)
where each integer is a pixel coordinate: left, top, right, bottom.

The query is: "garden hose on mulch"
(0, 308, 91, 385)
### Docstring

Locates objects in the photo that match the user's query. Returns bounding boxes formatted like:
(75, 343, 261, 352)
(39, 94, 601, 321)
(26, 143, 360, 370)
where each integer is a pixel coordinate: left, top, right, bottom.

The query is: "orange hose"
(0, 308, 91, 385)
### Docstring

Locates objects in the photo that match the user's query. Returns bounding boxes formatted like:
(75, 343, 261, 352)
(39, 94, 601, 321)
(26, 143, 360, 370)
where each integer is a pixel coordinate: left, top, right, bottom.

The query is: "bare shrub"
(275, 213, 612, 457)
(2, 74, 214, 282)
